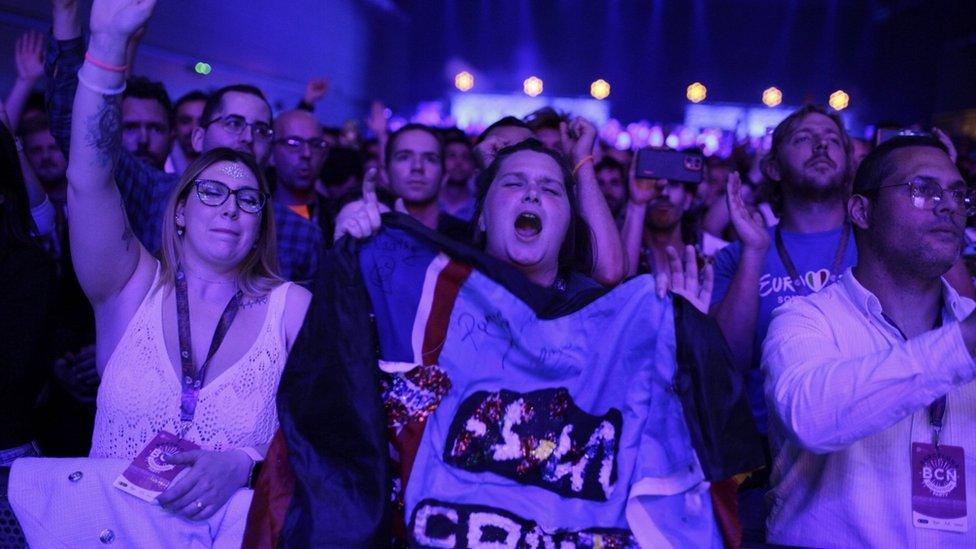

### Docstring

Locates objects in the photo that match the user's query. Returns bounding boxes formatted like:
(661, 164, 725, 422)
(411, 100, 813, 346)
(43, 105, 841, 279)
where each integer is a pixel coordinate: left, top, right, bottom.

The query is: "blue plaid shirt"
(270, 200, 321, 284)
(46, 36, 320, 283)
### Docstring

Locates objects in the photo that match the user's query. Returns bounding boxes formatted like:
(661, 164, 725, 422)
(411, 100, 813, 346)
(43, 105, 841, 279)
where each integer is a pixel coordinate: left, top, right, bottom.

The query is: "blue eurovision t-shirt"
(711, 224, 858, 434)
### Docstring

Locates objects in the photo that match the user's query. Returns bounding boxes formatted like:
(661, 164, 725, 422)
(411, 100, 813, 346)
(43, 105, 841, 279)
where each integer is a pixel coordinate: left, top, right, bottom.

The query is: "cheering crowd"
(2, 0, 976, 547)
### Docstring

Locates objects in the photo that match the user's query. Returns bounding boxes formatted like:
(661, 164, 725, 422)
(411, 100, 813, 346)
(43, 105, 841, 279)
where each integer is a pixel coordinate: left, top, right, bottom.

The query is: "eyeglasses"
(875, 177, 976, 217)
(274, 136, 329, 152)
(193, 179, 269, 214)
(202, 115, 274, 141)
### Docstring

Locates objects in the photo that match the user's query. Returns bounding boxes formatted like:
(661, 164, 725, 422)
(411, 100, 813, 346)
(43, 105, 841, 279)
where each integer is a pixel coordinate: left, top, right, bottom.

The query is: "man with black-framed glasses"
(762, 135, 976, 546)
(193, 85, 275, 166)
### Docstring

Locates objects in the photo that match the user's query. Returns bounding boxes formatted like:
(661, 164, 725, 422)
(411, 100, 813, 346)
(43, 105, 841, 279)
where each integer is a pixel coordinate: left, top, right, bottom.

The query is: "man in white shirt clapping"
(763, 134, 976, 547)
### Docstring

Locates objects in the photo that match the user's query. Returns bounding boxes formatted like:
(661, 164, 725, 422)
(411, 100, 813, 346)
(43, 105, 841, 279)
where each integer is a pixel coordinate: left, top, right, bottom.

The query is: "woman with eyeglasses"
(4, 1, 310, 545)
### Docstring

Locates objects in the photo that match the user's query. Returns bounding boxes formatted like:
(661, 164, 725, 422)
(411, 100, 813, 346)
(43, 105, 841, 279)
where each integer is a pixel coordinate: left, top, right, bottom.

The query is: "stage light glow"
(829, 90, 850, 111)
(665, 134, 679, 148)
(686, 82, 707, 103)
(454, 71, 474, 92)
(615, 132, 632, 150)
(590, 79, 610, 100)
(762, 87, 782, 107)
(649, 126, 664, 147)
(523, 76, 543, 97)
(194, 62, 212, 75)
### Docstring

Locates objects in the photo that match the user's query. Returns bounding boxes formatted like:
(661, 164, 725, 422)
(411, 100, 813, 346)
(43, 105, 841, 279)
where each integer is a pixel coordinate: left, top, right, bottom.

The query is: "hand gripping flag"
(244, 214, 762, 548)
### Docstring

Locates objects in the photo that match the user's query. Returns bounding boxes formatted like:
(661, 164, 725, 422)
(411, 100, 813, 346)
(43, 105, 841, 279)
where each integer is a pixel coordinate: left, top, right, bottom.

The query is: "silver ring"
(195, 501, 203, 510)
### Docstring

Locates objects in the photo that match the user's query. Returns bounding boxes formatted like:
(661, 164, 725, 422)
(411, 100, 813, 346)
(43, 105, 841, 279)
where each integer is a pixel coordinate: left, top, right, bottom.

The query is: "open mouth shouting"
(514, 211, 543, 240)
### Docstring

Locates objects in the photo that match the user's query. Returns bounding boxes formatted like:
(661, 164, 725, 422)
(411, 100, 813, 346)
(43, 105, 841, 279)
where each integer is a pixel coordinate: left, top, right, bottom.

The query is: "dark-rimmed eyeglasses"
(193, 179, 269, 214)
(874, 177, 976, 217)
(202, 115, 274, 141)
(274, 136, 329, 152)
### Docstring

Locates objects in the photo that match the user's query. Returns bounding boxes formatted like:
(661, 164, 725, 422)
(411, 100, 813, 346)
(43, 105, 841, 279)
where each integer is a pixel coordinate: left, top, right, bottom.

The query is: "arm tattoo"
(120, 196, 134, 250)
(85, 94, 123, 167)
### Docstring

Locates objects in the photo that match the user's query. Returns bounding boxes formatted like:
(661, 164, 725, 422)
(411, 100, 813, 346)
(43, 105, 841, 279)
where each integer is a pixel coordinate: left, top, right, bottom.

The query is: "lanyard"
(175, 270, 242, 436)
(882, 304, 946, 447)
(774, 221, 851, 297)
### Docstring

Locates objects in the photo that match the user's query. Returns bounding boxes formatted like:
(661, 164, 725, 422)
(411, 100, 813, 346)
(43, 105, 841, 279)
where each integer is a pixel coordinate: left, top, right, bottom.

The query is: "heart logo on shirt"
(805, 269, 831, 292)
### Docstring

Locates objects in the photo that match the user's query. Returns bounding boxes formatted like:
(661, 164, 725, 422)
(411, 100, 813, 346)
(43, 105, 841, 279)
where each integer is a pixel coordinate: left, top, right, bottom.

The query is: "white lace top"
(90, 271, 292, 459)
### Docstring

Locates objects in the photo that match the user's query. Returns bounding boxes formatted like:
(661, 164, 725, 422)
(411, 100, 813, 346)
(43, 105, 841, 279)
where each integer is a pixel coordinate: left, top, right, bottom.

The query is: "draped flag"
(244, 214, 762, 548)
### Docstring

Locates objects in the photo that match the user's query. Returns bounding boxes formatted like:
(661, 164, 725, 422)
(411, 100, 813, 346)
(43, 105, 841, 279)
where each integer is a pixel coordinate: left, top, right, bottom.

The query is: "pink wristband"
(84, 52, 127, 73)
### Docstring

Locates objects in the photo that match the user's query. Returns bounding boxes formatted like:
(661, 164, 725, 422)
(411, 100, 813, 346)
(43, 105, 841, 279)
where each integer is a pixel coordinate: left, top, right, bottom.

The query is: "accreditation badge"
(113, 430, 200, 503)
(912, 442, 967, 532)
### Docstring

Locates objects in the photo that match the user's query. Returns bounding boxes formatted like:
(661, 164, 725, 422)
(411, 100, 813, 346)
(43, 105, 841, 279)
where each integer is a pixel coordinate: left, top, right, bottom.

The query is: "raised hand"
(14, 31, 45, 84)
(559, 116, 597, 163)
(366, 101, 388, 137)
(303, 77, 330, 105)
(726, 171, 769, 253)
(156, 449, 252, 520)
(89, 0, 157, 39)
(474, 134, 506, 168)
(333, 168, 392, 241)
(655, 245, 715, 314)
(627, 153, 659, 206)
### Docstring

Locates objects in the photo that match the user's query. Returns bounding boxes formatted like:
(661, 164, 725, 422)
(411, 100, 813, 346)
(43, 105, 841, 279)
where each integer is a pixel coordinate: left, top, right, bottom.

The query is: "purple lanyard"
(882, 304, 946, 445)
(175, 270, 242, 433)
(774, 221, 850, 297)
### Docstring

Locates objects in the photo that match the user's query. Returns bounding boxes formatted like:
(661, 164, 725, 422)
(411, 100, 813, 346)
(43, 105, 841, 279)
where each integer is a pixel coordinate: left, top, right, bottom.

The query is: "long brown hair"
(760, 104, 853, 216)
(157, 148, 281, 296)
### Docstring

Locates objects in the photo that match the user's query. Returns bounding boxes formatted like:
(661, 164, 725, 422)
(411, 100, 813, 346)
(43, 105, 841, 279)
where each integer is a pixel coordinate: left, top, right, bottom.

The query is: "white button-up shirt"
(762, 267, 976, 548)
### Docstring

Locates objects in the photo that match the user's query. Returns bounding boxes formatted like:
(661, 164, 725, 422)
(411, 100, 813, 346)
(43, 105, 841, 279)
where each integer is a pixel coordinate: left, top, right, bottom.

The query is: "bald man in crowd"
(269, 110, 327, 282)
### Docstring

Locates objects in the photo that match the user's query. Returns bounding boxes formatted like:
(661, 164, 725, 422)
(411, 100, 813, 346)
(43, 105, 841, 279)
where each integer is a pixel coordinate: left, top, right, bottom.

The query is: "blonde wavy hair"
(156, 147, 281, 297)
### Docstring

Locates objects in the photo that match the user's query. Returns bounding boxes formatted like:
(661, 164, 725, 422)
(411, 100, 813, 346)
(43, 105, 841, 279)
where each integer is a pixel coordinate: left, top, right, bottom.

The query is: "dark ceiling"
(1, 0, 974, 126)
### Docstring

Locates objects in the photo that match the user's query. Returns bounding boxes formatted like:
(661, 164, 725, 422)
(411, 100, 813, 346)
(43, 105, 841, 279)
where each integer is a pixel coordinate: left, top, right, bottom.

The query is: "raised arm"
(5, 31, 46, 132)
(297, 77, 329, 112)
(0, 99, 46, 209)
(48, 0, 172, 254)
(561, 117, 625, 285)
(619, 155, 655, 277)
(710, 172, 770, 369)
(764, 303, 976, 453)
(67, 0, 157, 304)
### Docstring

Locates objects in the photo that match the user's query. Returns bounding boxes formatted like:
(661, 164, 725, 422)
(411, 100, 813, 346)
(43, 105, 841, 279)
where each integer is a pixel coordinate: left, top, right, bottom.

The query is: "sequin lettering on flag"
(410, 498, 639, 548)
(444, 388, 621, 501)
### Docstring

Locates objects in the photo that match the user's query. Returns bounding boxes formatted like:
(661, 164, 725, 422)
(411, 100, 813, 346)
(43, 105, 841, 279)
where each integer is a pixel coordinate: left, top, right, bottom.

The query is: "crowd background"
(1, 0, 976, 547)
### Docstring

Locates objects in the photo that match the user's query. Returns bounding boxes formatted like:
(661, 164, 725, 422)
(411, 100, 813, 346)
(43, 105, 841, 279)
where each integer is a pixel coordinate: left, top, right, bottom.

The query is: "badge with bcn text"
(113, 430, 200, 503)
(912, 442, 967, 532)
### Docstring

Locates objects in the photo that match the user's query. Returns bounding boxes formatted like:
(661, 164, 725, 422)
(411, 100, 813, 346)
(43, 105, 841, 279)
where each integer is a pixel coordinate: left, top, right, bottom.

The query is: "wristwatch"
(246, 460, 264, 489)
(239, 446, 265, 489)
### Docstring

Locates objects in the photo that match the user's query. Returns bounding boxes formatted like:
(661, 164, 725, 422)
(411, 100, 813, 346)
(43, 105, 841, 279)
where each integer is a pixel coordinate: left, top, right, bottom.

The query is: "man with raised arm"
(763, 135, 976, 546)
(711, 105, 857, 434)
(709, 105, 857, 540)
